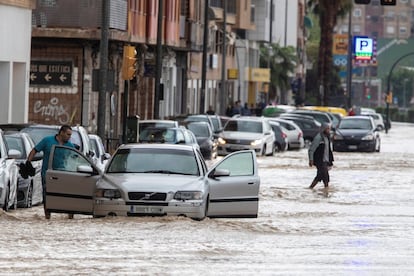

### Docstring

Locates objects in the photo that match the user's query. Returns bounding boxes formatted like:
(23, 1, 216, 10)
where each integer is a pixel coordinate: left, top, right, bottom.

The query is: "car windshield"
(187, 124, 210, 137)
(225, 120, 263, 133)
(107, 148, 199, 176)
(139, 122, 176, 133)
(339, 119, 372, 130)
(139, 128, 183, 143)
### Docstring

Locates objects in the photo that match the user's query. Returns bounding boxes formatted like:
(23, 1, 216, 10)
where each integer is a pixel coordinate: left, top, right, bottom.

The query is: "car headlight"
(95, 189, 122, 199)
(250, 139, 263, 146)
(174, 191, 203, 200)
(218, 137, 226, 145)
(333, 134, 343, 140)
(362, 134, 374, 140)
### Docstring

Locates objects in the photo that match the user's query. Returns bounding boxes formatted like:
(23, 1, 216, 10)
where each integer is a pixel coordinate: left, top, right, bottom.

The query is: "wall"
(0, 3, 32, 123)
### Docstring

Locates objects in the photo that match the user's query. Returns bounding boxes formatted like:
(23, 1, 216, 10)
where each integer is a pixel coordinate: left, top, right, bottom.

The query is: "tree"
(259, 43, 298, 104)
(307, 0, 352, 106)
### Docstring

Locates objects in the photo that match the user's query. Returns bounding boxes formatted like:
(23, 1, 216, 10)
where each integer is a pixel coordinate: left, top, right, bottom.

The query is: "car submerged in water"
(44, 143, 260, 220)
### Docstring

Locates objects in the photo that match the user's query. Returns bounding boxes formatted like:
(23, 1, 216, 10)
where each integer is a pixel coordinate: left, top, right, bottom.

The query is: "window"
(215, 151, 254, 177)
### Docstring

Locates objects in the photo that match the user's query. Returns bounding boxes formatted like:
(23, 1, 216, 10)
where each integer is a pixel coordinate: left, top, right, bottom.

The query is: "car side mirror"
(209, 168, 230, 179)
(102, 153, 111, 161)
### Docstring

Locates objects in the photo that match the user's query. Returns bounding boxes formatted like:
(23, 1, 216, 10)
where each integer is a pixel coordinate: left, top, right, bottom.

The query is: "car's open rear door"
(46, 145, 100, 216)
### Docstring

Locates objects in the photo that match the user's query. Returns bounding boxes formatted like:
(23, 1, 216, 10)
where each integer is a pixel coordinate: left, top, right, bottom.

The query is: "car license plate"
(348, 145, 357, 150)
(130, 206, 163, 214)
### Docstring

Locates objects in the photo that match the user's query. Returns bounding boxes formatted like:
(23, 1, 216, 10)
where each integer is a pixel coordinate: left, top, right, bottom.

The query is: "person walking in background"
(308, 122, 334, 189)
(27, 125, 75, 219)
(206, 105, 215, 115)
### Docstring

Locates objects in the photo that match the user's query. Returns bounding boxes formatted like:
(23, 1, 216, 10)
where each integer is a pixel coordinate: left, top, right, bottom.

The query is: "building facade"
(0, 0, 35, 123)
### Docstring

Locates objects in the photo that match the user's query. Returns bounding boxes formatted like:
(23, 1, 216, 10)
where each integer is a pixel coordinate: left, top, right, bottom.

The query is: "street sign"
(354, 36, 373, 61)
(30, 60, 72, 86)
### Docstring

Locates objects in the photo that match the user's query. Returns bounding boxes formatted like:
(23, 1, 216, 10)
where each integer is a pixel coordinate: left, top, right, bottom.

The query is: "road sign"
(30, 61, 72, 86)
(354, 36, 373, 61)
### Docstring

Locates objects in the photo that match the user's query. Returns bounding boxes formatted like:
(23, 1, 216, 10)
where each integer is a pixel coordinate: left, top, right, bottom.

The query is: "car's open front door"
(207, 150, 260, 218)
(46, 145, 100, 216)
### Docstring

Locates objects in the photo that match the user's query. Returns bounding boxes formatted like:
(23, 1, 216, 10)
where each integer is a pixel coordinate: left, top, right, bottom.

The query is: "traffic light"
(381, 0, 396, 5)
(385, 92, 393, 104)
(122, 45, 137, 80)
(354, 0, 370, 4)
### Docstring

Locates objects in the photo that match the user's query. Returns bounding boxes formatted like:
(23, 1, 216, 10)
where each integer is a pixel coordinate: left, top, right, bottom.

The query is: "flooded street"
(1, 122, 414, 275)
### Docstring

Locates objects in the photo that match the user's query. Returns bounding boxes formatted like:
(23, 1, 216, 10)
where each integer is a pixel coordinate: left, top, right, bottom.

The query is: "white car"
(44, 144, 260, 220)
(218, 116, 276, 156)
(88, 134, 111, 172)
(269, 118, 305, 150)
(5, 132, 43, 208)
(0, 129, 20, 211)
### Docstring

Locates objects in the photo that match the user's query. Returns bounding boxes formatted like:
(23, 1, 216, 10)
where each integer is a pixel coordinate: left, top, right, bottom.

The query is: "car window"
(22, 127, 58, 145)
(5, 136, 26, 158)
(188, 124, 209, 137)
(107, 148, 199, 176)
(339, 119, 372, 129)
(51, 146, 90, 173)
(215, 151, 254, 176)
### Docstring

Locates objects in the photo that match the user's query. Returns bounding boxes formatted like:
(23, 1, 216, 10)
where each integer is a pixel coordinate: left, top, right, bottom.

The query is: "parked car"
(0, 129, 20, 211)
(4, 132, 43, 208)
(218, 116, 276, 156)
(44, 144, 260, 220)
(279, 114, 321, 145)
(88, 134, 111, 172)
(207, 114, 224, 136)
(0, 124, 94, 159)
(361, 112, 385, 130)
(139, 126, 199, 149)
(183, 114, 218, 134)
(333, 116, 381, 152)
(289, 109, 333, 126)
(138, 120, 179, 134)
(269, 118, 304, 150)
(186, 121, 218, 160)
(268, 121, 288, 152)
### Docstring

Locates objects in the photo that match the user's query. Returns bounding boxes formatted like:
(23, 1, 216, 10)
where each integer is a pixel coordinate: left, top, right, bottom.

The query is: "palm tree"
(307, 0, 352, 106)
(259, 43, 298, 104)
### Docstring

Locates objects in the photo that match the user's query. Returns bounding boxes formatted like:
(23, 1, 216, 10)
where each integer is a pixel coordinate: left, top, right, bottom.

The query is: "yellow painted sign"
(333, 34, 348, 55)
(248, 68, 270, 82)
(227, 69, 238, 79)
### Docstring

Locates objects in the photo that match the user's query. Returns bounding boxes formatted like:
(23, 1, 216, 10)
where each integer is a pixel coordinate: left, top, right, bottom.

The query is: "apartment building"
(0, 0, 35, 124)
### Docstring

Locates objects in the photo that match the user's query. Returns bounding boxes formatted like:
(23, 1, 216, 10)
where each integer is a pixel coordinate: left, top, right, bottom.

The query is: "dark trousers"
(313, 162, 330, 185)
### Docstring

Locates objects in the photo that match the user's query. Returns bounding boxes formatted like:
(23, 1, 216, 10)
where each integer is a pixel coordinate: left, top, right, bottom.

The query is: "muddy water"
(0, 123, 413, 275)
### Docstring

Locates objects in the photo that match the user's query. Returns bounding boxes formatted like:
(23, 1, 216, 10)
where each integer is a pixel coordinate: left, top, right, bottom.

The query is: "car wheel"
(191, 197, 209, 221)
(261, 145, 266, 156)
(3, 186, 10, 211)
(26, 183, 33, 208)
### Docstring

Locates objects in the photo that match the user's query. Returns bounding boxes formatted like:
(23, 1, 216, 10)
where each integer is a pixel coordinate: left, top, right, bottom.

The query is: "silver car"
(218, 116, 276, 156)
(5, 132, 43, 208)
(44, 144, 260, 220)
(0, 129, 20, 211)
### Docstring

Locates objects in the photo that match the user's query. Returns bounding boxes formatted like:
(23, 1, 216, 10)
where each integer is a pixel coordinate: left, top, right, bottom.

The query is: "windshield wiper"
(143, 170, 181, 175)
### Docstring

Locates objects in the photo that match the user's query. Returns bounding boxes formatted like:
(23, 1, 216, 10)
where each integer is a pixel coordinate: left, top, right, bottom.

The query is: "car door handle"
(51, 176, 58, 180)
(248, 182, 255, 185)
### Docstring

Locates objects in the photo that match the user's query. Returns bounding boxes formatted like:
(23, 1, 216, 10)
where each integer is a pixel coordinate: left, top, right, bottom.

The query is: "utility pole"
(346, 8, 353, 109)
(97, 0, 109, 141)
(154, 0, 163, 119)
(200, 0, 209, 114)
(220, 0, 227, 115)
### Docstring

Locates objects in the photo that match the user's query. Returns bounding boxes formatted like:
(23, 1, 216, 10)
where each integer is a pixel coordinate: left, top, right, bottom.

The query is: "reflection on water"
(0, 123, 413, 274)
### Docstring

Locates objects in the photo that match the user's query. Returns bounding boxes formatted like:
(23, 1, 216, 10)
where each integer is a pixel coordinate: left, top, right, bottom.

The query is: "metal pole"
(200, 0, 209, 114)
(97, 0, 109, 141)
(220, 0, 227, 115)
(122, 80, 129, 144)
(154, 0, 163, 119)
(346, 8, 353, 109)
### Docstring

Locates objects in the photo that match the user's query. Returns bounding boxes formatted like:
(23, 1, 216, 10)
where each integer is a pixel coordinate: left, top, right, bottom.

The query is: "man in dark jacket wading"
(308, 122, 334, 188)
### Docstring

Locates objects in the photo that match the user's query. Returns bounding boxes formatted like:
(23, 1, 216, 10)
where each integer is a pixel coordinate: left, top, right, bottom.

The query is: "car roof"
(118, 143, 196, 151)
